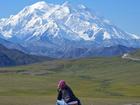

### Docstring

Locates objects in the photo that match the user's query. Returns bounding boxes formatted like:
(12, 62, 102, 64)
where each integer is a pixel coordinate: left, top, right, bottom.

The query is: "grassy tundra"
(0, 56, 140, 105)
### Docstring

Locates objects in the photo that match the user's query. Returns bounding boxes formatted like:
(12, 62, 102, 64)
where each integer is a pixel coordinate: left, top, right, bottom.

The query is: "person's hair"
(58, 80, 66, 89)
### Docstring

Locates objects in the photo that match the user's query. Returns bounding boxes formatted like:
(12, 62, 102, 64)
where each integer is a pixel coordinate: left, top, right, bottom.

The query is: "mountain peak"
(31, 1, 48, 8)
(26, 1, 50, 13)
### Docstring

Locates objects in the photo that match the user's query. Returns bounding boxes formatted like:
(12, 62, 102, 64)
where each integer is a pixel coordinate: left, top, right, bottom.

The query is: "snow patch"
(103, 31, 111, 40)
(78, 4, 86, 9)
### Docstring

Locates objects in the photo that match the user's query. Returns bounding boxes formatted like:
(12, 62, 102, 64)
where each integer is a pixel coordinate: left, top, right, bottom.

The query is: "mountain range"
(0, 1, 140, 58)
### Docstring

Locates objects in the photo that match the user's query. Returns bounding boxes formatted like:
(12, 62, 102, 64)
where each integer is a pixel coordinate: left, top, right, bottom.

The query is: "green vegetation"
(0, 56, 140, 105)
(131, 49, 140, 57)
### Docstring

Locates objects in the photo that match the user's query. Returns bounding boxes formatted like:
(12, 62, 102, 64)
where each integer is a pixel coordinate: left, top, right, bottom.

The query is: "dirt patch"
(0, 69, 50, 76)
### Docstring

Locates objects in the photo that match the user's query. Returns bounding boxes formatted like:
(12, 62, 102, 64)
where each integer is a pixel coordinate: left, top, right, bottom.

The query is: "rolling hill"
(131, 49, 140, 57)
(0, 44, 51, 66)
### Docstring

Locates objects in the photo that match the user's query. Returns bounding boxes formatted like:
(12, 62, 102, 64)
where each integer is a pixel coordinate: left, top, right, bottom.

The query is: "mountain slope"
(0, 1, 140, 58)
(0, 44, 50, 66)
(0, 37, 26, 52)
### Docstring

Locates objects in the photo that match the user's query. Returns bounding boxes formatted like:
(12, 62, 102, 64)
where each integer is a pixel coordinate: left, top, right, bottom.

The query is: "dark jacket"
(57, 85, 81, 105)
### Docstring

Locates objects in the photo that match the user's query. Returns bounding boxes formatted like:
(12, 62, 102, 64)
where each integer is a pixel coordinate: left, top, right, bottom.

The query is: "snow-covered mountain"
(0, 1, 140, 58)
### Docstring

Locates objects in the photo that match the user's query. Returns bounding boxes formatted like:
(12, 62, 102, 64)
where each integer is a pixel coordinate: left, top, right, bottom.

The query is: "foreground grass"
(0, 57, 140, 105)
(0, 96, 140, 105)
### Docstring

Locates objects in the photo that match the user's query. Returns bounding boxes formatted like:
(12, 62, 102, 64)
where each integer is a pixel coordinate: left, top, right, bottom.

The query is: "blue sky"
(0, 0, 140, 35)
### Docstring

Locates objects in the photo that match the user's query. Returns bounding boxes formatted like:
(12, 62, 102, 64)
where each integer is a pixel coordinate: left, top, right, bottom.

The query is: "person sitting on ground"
(56, 80, 81, 105)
